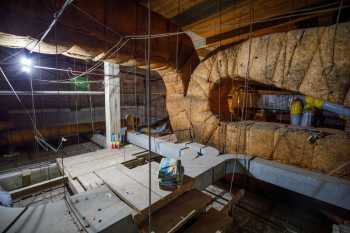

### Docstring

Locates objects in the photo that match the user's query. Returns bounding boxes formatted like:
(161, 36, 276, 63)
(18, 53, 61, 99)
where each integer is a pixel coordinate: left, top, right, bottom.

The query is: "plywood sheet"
(95, 166, 162, 212)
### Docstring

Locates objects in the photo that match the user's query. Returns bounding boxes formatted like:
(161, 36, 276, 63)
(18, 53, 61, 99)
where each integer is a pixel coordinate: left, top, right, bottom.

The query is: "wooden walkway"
(56, 144, 193, 223)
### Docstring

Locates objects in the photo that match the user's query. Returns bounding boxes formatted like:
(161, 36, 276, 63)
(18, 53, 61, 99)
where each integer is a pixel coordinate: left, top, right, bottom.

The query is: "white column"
(104, 62, 120, 149)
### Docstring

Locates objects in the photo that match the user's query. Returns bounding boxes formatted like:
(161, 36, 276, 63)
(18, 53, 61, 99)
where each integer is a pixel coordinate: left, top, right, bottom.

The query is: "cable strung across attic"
(229, 1, 254, 194)
(30, 0, 74, 53)
(146, 0, 152, 232)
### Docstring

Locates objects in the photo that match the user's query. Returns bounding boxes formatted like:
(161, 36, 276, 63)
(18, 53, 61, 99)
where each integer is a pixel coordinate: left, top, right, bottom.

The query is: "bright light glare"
(20, 57, 32, 67)
(20, 56, 33, 73)
(21, 66, 31, 73)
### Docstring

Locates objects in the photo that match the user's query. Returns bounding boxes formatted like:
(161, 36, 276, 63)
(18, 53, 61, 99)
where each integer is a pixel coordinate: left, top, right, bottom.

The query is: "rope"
(73, 58, 80, 144)
(134, 63, 138, 124)
(322, 0, 343, 100)
(230, 1, 254, 193)
(87, 60, 95, 134)
(29, 73, 38, 151)
(146, 0, 152, 231)
(71, 3, 123, 39)
(217, 0, 222, 152)
(175, 0, 180, 83)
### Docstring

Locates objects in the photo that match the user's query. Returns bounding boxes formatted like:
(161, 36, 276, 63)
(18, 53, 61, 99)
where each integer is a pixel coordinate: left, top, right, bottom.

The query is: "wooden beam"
(104, 62, 121, 149)
(10, 176, 67, 200)
(205, 11, 337, 49)
(171, 0, 237, 27)
(184, 0, 337, 38)
(205, 2, 350, 46)
(138, 189, 212, 233)
(0, 0, 199, 94)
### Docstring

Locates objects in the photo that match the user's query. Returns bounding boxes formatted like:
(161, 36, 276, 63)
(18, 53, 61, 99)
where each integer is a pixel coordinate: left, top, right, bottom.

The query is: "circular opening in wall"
(208, 78, 259, 121)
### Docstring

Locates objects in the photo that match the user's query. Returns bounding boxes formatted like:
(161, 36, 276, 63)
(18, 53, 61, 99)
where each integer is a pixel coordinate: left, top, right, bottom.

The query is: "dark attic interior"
(0, 1, 349, 233)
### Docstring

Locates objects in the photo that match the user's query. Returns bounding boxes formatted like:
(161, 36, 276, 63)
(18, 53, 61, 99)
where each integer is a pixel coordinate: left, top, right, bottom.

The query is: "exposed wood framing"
(9, 176, 67, 200)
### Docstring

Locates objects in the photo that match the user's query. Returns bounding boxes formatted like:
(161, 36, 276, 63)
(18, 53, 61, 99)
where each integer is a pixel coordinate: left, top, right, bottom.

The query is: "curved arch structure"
(168, 22, 350, 175)
(0, 1, 349, 176)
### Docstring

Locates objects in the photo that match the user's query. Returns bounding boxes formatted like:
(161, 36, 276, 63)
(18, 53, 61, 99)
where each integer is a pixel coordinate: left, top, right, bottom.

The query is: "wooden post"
(104, 62, 121, 149)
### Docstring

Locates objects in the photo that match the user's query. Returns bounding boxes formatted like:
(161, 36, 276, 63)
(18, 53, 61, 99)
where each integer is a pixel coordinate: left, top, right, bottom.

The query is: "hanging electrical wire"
(73, 57, 80, 144)
(0, 0, 346, 70)
(175, 0, 180, 84)
(217, 0, 223, 153)
(192, 2, 349, 34)
(30, 0, 74, 53)
(71, 3, 123, 39)
(0, 67, 35, 125)
(322, 0, 344, 100)
(146, 0, 152, 232)
(86, 60, 95, 134)
(229, 1, 254, 194)
(29, 68, 38, 151)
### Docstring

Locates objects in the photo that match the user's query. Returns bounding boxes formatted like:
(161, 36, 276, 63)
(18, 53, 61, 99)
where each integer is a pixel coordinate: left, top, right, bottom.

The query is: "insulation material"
(245, 122, 284, 159)
(207, 124, 226, 153)
(225, 121, 254, 154)
(166, 23, 350, 177)
(312, 133, 350, 173)
(272, 127, 315, 169)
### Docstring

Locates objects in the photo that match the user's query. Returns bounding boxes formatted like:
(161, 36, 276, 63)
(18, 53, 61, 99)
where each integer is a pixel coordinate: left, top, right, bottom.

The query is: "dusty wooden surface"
(139, 189, 212, 233)
(182, 208, 232, 233)
(57, 145, 194, 224)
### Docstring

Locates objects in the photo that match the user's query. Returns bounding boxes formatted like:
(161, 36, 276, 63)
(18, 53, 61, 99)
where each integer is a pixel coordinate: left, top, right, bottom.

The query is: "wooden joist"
(205, 10, 339, 48)
(171, 0, 238, 27)
(69, 178, 85, 194)
(182, 209, 232, 233)
(77, 173, 104, 191)
(138, 189, 212, 233)
(9, 176, 67, 200)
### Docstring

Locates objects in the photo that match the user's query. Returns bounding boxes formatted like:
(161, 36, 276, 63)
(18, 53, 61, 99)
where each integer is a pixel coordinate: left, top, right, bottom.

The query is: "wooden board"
(139, 189, 212, 233)
(116, 162, 170, 197)
(68, 156, 125, 178)
(58, 149, 115, 168)
(95, 166, 162, 212)
(182, 209, 232, 233)
(69, 178, 85, 194)
(57, 145, 145, 179)
(77, 173, 104, 191)
(59, 145, 144, 168)
(95, 162, 194, 224)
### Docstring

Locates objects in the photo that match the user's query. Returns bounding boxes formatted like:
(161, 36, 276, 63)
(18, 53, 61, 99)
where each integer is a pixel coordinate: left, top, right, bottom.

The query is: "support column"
(104, 62, 120, 149)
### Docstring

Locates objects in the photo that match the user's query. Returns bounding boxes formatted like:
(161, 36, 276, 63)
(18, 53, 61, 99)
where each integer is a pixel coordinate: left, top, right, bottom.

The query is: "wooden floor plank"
(139, 189, 212, 233)
(77, 173, 104, 191)
(116, 162, 170, 197)
(61, 144, 144, 168)
(69, 178, 85, 194)
(69, 157, 126, 178)
(182, 209, 232, 233)
(95, 166, 162, 212)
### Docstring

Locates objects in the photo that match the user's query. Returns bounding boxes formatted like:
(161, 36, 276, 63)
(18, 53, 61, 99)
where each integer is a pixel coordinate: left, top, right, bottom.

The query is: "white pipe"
(0, 90, 104, 95)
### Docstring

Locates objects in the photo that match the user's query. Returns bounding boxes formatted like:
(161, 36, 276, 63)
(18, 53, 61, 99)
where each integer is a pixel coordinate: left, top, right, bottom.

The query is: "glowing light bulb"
(21, 66, 31, 73)
(20, 56, 33, 73)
